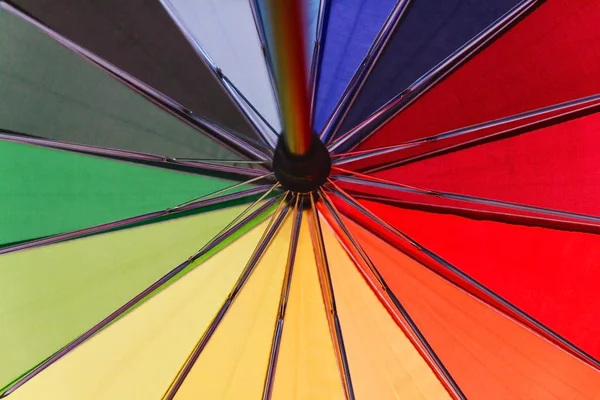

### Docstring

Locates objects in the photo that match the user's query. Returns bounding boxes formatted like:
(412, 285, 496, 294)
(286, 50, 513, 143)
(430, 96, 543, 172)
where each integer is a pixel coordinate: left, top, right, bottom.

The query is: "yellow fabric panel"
(9, 222, 269, 400)
(321, 219, 451, 400)
(271, 212, 345, 400)
(173, 215, 293, 399)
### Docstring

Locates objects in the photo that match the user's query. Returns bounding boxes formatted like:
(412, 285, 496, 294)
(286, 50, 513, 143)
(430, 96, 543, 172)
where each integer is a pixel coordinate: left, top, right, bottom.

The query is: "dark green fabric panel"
(0, 140, 244, 245)
(0, 7, 240, 159)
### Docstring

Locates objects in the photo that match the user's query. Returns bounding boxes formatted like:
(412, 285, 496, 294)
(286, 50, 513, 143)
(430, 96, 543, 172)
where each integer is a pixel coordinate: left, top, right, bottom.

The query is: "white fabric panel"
(163, 0, 281, 138)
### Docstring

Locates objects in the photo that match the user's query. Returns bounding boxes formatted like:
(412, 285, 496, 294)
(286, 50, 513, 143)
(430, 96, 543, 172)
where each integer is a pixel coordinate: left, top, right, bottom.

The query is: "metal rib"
(173, 172, 274, 209)
(0, 2, 270, 163)
(0, 184, 275, 256)
(172, 184, 282, 260)
(222, 74, 280, 139)
(158, 0, 275, 148)
(319, 0, 411, 144)
(319, 191, 467, 399)
(327, 181, 600, 370)
(349, 192, 600, 236)
(189, 113, 274, 158)
(332, 170, 600, 226)
(171, 157, 271, 165)
(0, 192, 281, 399)
(221, 76, 279, 148)
(328, 0, 542, 154)
(262, 196, 303, 400)
(309, 0, 329, 127)
(333, 93, 600, 167)
(0, 130, 270, 179)
(308, 194, 355, 400)
(163, 196, 291, 400)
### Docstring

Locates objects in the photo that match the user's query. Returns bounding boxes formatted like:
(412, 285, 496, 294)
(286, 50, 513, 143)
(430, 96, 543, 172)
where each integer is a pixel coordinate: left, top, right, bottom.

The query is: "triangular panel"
(0, 141, 244, 245)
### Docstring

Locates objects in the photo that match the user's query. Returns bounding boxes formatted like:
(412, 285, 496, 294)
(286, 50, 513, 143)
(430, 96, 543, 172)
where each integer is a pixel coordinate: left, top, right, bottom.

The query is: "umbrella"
(1, 0, 599, 398)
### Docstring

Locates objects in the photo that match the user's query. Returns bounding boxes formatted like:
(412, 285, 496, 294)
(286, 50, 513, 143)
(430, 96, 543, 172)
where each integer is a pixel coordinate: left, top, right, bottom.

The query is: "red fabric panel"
(350, 199, 600, 358)
(331, 175, 600, 234)
(343, 99, 600, 172)
(359, 0, 600, 150)
(373, 111, 600, 216)
(337, 214, 600, 398)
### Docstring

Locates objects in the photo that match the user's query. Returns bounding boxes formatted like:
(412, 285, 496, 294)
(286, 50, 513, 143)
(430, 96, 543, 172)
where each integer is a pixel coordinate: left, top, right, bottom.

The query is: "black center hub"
(273, 133, 331, 193)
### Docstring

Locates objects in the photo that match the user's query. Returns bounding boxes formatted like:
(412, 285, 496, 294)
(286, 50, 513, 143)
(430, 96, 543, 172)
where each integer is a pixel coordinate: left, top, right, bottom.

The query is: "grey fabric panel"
(11, 0, 260, 143)
(0, 7, 239, 159)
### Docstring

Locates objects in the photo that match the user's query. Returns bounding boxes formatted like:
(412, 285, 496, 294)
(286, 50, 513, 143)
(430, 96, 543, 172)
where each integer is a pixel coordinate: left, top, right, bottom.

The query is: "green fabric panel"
(0, 140, 245, 245)
(0, 8, 238, 160)
(0, 203, 267, 393)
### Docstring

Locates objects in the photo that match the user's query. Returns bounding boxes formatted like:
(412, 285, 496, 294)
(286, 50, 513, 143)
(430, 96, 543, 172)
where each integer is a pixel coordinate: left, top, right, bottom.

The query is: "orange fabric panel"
(342, 216, 600, 399)
(321, 218, 451, 400)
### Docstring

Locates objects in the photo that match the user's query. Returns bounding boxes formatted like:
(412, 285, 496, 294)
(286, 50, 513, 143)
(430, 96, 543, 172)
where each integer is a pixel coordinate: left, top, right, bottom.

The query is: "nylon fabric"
(11, 0, 258, 141)
(321, 218, 451, 400)
(342, 215, 600, 399)
(0, 140, 243, 245)
(375, 111, 600, 217)
(356, 199, 600, 358)
(162, 0, 281, 135)
(314, 0, 396, 133)
(0, 6, 243, 159)
(359, 0, 600, 151)
(6, 222, 269, 400)
(271, 212, 345, 400)
(338, 0, 520, 137)
(173, 216, 292, 399)
(0, 205, 258, 394)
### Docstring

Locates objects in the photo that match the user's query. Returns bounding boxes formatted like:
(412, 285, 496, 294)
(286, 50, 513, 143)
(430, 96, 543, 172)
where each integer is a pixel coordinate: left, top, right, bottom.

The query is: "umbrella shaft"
(267, 0, 312, 156)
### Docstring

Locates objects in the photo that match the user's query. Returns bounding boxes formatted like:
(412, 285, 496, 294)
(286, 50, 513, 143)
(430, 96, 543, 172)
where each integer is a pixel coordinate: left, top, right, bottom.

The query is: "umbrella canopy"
(1, 1, 599, 399)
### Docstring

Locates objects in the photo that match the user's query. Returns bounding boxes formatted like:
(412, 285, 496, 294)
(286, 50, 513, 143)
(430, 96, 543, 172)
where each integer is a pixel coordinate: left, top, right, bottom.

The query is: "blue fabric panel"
(337, 0, 523, 137)
(313, 0, 397, 134)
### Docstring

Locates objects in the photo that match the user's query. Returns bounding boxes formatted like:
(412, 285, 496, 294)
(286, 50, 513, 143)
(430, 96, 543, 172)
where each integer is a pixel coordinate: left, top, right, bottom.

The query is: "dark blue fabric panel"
(337, 0, 523, 137)
(313, 0, 397, 134)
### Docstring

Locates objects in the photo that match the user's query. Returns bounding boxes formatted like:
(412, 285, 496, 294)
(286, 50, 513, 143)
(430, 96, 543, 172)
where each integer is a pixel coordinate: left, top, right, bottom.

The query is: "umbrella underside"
(1, 0, 599, 399)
